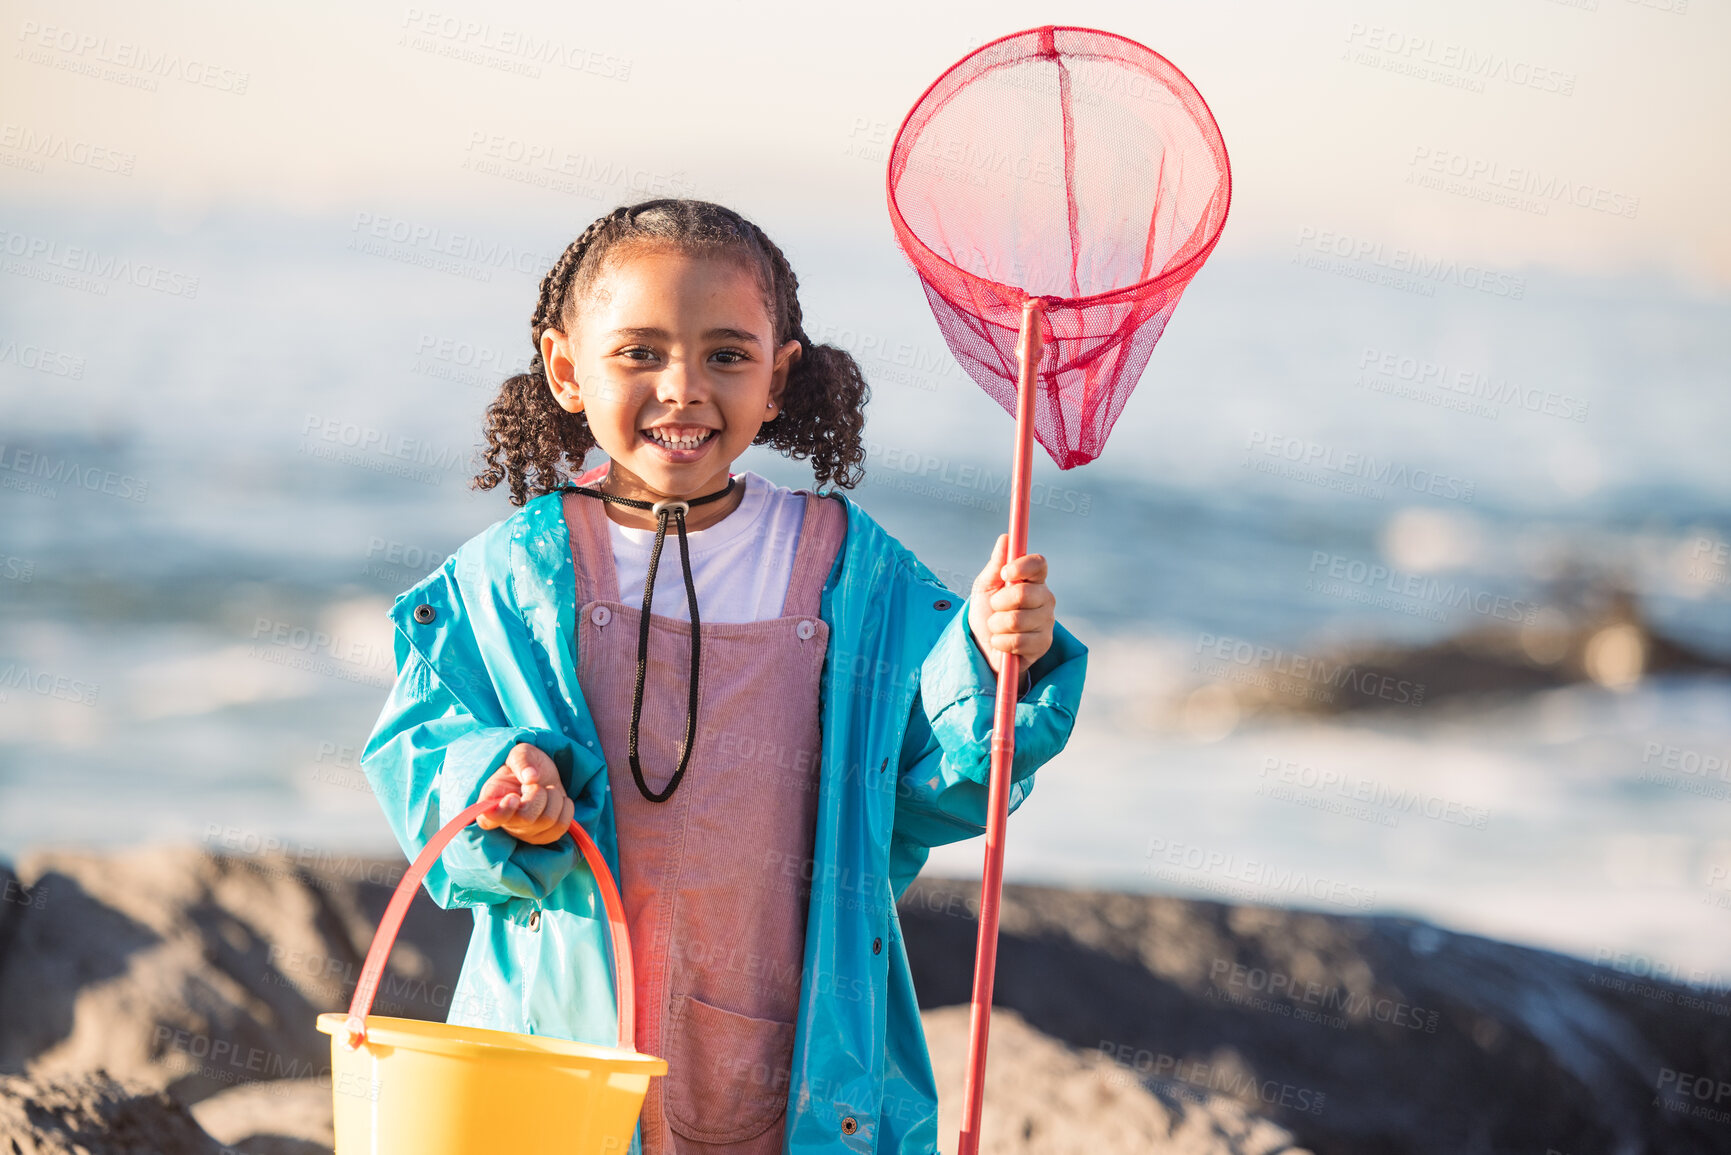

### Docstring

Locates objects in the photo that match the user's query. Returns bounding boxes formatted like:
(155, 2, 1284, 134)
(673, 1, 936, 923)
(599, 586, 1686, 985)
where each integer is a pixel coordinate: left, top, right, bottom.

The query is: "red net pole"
(885, 27, 1230, 1145)
(957, 298, 1044, 1155)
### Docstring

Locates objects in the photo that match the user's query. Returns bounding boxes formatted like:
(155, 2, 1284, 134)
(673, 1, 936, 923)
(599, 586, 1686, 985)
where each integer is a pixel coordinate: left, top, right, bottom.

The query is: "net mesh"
(887, 26, 1231, 469)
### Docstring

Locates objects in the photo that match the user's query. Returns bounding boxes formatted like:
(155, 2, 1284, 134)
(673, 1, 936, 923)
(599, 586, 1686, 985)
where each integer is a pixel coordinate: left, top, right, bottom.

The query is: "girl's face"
(541, 246, 800, 525)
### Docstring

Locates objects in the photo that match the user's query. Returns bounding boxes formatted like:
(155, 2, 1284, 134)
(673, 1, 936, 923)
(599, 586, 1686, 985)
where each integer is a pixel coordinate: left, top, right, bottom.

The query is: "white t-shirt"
(607, 471, 809, 624)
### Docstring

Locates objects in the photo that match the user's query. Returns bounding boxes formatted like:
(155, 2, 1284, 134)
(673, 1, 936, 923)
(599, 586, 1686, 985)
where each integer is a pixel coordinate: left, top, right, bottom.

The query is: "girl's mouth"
(640, 426, 718, 462)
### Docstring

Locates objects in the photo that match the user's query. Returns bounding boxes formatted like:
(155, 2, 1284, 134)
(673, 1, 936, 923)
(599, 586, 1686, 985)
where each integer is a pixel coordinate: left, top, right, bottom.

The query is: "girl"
(361, 199, 1087, 1155)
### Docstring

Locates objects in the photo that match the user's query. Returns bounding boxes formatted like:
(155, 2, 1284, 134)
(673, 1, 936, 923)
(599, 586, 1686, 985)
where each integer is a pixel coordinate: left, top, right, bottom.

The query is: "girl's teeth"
(648, 429, 710, 449)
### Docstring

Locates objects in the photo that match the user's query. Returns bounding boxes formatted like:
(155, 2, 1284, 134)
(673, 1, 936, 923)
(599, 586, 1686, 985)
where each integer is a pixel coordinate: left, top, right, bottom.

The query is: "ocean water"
(2, 201, 1728, 980)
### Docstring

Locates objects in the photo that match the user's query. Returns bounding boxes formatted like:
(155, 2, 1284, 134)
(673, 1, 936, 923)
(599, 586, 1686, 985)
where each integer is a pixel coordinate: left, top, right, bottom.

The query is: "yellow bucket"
(317, 799, 664, 1154)
(314, 1013, 663, 1153)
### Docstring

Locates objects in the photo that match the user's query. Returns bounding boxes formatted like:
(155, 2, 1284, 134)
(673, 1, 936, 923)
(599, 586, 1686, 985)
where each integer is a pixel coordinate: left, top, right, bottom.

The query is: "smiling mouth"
(641, 427, 718, 452)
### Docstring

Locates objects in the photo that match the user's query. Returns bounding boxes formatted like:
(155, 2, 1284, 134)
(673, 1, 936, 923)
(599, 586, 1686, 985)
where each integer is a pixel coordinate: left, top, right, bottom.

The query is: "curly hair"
(472, 199, 872, 506)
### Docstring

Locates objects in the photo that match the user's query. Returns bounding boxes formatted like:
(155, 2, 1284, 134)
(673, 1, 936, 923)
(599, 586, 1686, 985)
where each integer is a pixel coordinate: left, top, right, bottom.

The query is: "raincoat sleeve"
(361, 627, 582, 911)
(888, 597, 1087, 896)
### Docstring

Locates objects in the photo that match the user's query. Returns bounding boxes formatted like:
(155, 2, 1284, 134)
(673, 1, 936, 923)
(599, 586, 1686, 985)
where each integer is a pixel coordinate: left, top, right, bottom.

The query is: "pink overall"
(564, 488, 848, 1154)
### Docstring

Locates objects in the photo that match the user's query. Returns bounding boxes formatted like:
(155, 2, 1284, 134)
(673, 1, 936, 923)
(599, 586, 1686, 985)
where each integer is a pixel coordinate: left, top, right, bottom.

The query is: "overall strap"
(563, 489, 621, 605)
(783, 494, 848, 618)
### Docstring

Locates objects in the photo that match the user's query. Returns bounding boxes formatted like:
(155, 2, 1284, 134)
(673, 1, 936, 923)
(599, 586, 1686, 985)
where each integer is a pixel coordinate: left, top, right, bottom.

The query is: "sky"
(2, 0, 1728, 288)
(2, 0, 1729, 974)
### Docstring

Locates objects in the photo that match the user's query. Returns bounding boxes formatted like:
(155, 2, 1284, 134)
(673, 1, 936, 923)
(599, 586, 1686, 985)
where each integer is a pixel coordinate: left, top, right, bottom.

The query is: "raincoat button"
(591, 606, 611, 626)
(528, 909, 541, 930)
(840, 1116, 858, 1135)
(796, 619, 815, 640)
(933, 599, 951, 611)
(872, 937, 882, 954)
(413, 604, 436, 624)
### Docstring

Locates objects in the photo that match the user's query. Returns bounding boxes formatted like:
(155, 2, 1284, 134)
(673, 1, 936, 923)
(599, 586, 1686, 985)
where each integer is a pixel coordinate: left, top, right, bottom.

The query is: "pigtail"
(472, 209, 627, 506)
(473, 365, 594, 507)
(758, 341, 869, 491)
(742, 222, 871, 491)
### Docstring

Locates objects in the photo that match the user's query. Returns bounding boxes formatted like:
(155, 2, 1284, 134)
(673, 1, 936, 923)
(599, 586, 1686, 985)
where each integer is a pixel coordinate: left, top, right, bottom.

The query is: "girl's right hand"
(475, 743, 575, 845)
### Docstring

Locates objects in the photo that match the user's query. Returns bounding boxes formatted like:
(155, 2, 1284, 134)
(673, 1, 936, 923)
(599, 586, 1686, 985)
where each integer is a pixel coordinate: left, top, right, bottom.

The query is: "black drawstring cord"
(565, 474, 737, 803)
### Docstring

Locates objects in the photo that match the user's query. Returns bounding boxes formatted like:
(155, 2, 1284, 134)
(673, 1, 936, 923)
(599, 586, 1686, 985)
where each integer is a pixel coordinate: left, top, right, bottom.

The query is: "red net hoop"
(887, 26, 1231, 469)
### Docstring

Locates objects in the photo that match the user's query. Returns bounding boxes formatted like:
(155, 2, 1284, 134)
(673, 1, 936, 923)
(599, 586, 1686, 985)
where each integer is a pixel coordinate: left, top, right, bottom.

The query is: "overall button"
(796, 619, 816, 640)
(591, 606, 611, 627)
(840, 1116, 858, 1136)
(413, 604, 436, 624)
(872, 937, 882, 954)
(933, 599, 951, 611)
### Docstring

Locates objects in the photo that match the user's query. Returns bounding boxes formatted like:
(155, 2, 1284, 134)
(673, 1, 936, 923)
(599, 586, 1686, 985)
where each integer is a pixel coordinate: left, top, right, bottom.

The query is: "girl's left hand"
(967, 533, 1055, 675)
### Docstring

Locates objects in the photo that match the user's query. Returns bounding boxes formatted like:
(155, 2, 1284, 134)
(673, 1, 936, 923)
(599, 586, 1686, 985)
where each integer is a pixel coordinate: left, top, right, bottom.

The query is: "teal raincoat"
(360, 486, 1088, 1154)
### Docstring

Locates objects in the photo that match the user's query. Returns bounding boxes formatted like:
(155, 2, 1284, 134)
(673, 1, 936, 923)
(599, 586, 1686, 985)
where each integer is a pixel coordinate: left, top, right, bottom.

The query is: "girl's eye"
(618, 346, 658, 362)
(712, 348, 749, 365)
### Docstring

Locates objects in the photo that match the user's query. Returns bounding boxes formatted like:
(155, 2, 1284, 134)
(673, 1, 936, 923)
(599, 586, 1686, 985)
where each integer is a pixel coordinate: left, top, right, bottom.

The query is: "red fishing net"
(887, 26, 1231, 469)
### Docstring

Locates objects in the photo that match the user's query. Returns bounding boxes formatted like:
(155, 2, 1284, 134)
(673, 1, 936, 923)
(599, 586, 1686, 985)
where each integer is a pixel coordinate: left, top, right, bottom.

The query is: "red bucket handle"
(341, 798, 636, 1053)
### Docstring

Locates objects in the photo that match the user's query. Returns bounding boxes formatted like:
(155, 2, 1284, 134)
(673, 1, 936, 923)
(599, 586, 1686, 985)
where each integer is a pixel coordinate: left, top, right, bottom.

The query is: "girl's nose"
(655, 357, 710, 406)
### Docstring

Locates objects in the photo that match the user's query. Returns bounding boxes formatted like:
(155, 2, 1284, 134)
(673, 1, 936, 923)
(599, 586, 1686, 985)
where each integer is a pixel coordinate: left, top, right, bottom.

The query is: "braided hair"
(472, 199, 871, 506)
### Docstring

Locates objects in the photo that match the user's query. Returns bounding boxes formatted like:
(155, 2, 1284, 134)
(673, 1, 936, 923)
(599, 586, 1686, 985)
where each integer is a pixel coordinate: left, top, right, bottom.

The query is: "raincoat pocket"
(664, 992, 795, 1144)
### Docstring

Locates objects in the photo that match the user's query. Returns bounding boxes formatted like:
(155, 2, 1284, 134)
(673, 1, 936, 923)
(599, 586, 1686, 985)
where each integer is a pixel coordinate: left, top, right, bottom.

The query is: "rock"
(189, 1078, 334, 1154)
(4, 846, 1729, 1153)
(921, 1005, 1309, 1154)
(0, 844, 470, 1106)
(897, 878, 1731, 1155)
(1219, 584, 1731, 716)
(0, 1069, 228, 1154)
